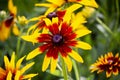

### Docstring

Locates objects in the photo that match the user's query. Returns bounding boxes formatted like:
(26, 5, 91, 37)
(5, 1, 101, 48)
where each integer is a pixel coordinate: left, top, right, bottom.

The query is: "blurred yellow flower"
(18, 16, 28, 26)
(80, 7, 95, 18)
(0, 52, 37, 80)
(0, 0, 20, 42)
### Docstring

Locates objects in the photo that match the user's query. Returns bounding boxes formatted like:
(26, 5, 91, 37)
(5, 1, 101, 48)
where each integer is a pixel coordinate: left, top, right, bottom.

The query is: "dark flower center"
(53, 34, 63, 43)
(47, 12, 57, 20)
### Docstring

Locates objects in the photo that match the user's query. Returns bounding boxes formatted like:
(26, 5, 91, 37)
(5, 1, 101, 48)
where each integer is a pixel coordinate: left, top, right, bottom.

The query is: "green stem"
(16, 28, 24, 56)
(72, 60, 79, 80)
(16, 36, 21, 54)
(96, 17, 113, 35)
(115, 0, 119, 31)
(19, 41, 26, 57)
(61, 56, 68, 80)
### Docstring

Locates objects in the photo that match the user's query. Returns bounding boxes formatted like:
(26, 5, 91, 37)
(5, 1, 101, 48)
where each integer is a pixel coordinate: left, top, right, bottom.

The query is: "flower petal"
(63, 56, 72, 72)
(42, 27, 49, 34)
(7, 71, 12, 80)
(8, 0, 17, 15)
(27, 22, 40, 35)
(15, 71, 21, 80)
(79, 0, 99, 8)
(42, 55, 51, 72)
(113, 68, 118, 75)
(44, 18, 52, 26)
(71, 13, 86, 30)
(68, 50, 83, 63)
(75, 41, 92, 50)
(28, 16, 44, 22)
(52, 17, 58, 24)
(26, 48, 42, 60)
(21, 62, 35, 74)
(0, 23, 11, 41)
(50, 58, 58, 73)
(35, 3, 53, 7)
(21, 33, 40, 43)
(10, 52, 15, 71)
(22, 74, 38, 79)
(16, 56, 26, 69)
(12, 24, 20, 36)
(0, 67, 6, 76)
(106, 71, 112, 78)
(115, 53, 119, 58)
(44, 5, 57, 15)
(75, 28, 91, 38)
(66, 4, 82, 12)
(63, 4, 82, 23)
(4, 55, 10, 70)
(46, 0, 64, 6)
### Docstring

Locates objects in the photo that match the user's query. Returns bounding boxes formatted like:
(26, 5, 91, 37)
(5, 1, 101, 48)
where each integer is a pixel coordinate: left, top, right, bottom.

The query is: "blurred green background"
(0, 0, 120, 80)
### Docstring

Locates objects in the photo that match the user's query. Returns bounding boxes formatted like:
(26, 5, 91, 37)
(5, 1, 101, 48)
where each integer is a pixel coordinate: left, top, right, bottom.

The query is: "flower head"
(0, 52, 37, 80)
(0, 0, 19, 42)
(27, 10, 66, 35)
(18, 16, 28, 26)
(90, 52, 120, 77)
(27, 4, 82, 35)
(22, 9, 92, 72)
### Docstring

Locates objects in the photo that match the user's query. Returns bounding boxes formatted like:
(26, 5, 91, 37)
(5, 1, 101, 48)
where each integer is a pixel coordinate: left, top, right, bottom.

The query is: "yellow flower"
(18, 16, 28, 26)
(90, 52, 120, 78)
(80, 6, 95, 18)
(0, 52, 37, 80)
(0, 0, 20, 42)
(35, 0, 98, 15)
(21, 8, 92, 72)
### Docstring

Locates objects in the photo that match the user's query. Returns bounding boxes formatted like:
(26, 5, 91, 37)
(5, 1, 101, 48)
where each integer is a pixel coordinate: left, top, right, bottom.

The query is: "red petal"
(60, 23, 73, 36)
(65, 40, 77, 46)
(64, 33, 76, 41)
(58, 45, 71, 57)
(46, 47, 59, 59)
(39, 43, 52, 52)
(37, 34, 52, 42)
(56, 10, 66, 21)
(37, 20, 46, 29)
(49, 23, 59, 35)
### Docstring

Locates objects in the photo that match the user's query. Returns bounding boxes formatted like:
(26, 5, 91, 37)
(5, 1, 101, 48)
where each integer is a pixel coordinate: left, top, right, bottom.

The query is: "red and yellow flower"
(0, 0, 19, 42)
(90, 52, 120, 77)
(21, 9, 92, 72)
(27, 4, 82, 35)
(0, 52, 37, 80)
